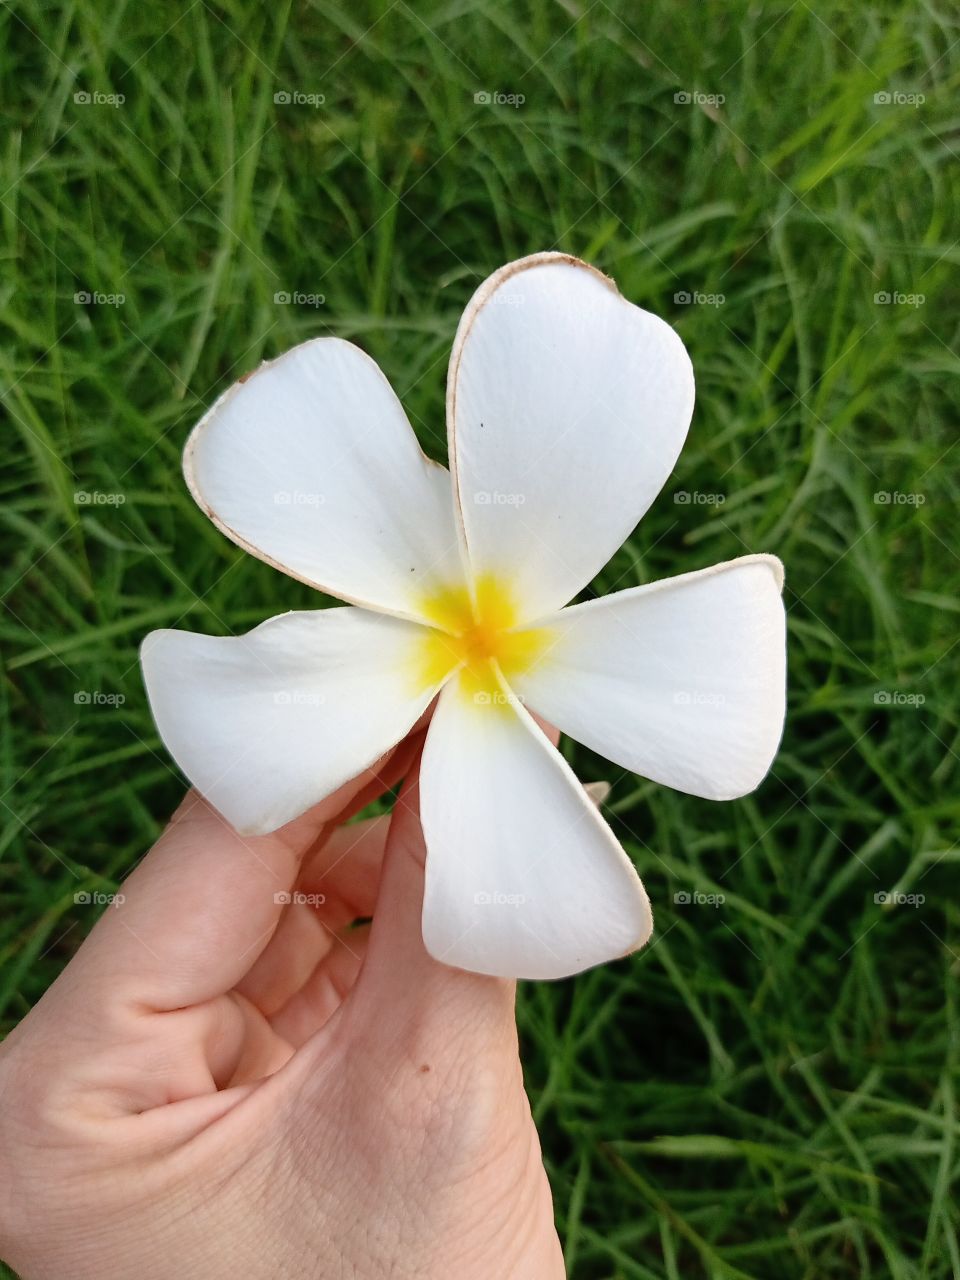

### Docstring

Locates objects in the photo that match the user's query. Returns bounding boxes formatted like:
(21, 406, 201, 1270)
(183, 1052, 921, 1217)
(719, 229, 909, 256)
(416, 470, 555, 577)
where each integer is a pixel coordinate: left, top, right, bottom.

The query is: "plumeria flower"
(141, 253, 786, 980)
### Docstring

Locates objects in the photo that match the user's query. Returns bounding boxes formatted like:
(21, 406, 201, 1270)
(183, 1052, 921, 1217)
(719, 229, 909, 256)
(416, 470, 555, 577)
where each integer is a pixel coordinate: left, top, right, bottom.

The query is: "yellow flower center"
(416, 574, 552, 706)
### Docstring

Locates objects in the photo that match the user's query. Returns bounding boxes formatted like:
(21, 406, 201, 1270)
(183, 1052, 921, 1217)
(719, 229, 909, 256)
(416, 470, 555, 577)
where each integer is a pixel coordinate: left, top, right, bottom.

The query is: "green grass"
(1, 1, 958, 1275)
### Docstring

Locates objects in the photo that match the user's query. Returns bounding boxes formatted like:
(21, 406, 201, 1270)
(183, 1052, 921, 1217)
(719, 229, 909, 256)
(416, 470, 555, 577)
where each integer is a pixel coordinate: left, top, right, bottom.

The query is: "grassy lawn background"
(1, 1, 958, 1276)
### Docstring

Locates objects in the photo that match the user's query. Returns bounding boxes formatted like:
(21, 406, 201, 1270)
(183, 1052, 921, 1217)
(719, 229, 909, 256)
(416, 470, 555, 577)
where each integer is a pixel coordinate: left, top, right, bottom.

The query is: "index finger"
(64, 729, 424, 1016)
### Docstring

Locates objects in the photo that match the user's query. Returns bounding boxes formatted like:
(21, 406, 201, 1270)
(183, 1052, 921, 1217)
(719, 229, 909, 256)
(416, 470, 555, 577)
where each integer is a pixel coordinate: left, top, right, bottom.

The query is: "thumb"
(342, 760, 518, 1063)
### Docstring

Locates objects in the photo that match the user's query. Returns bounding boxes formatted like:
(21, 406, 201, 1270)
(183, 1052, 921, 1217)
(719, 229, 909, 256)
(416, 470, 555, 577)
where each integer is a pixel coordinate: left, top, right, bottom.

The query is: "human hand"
(0, 732, 564, 1279)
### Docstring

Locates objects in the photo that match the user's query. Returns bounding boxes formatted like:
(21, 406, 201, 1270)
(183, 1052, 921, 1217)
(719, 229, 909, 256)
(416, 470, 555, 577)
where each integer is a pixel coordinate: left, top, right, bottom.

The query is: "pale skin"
(0, 725, 565, 1279)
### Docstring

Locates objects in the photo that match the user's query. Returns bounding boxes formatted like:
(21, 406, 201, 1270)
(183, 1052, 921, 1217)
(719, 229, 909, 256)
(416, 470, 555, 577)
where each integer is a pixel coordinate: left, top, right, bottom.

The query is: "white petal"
(510, 555, 787, 801)
(141, 608, 445, 835)
(447, 253, 694, 621)
(419, 675, 652, 979)
(185, 338, 465, 621)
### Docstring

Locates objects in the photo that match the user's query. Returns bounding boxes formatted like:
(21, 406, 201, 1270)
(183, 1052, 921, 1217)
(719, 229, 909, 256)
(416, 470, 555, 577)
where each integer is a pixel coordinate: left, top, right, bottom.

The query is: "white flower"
(141, 252, 786, 981)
